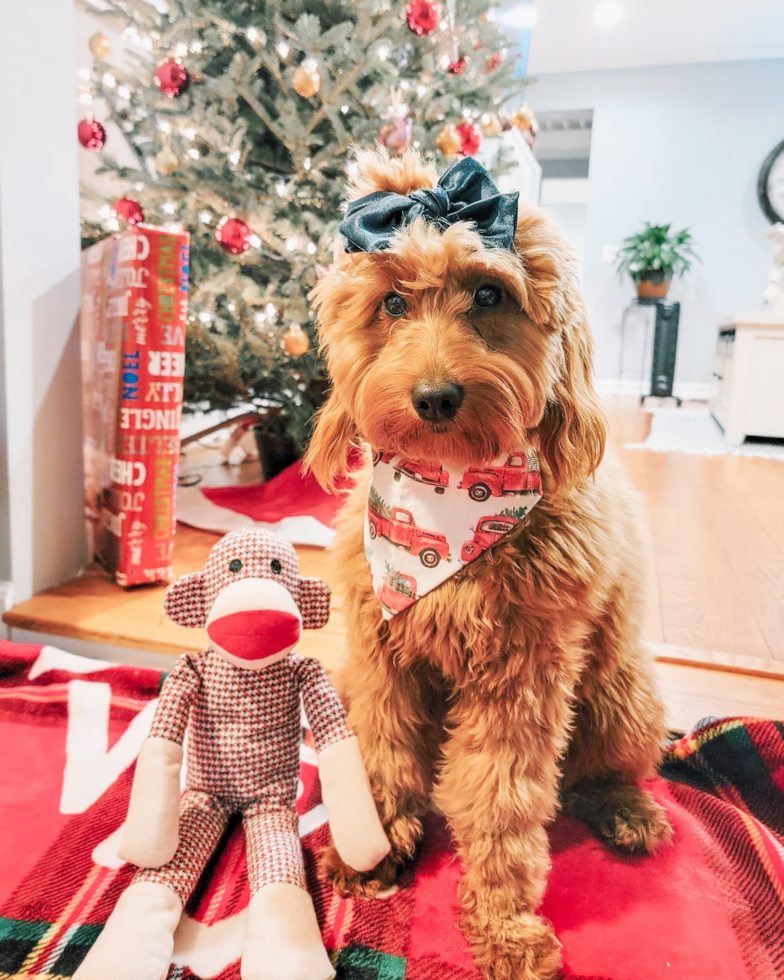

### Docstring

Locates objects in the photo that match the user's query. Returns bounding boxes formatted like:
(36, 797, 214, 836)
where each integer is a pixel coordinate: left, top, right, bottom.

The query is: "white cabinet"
(710, 313, 784, 445)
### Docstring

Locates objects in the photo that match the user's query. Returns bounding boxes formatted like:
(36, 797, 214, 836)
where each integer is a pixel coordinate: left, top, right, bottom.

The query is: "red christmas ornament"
(216, 218, 252, 255)
(455, 121, 481, 157)
(406, 0, 441, 36)
(378, 114, 412, 156)
(78, 118, 106, 152)
(111, 198, 145, 225)
(448, 56, 469, 75)
(154, 59, 190, 98)
(485, 51, 504, 71)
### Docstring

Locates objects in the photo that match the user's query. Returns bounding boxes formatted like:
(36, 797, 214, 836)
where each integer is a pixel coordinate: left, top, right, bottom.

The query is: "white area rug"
(625, 407, 784, 460)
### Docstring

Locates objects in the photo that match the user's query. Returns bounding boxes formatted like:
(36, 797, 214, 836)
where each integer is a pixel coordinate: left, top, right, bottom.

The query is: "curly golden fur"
(306, 147, 672, 980)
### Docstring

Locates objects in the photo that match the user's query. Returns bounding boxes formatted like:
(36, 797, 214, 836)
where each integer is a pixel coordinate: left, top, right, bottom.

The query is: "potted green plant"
(615, 222, 698, 299)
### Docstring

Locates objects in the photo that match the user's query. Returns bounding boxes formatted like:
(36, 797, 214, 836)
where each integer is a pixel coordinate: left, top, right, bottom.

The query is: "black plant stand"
(618, 298, 681, 404)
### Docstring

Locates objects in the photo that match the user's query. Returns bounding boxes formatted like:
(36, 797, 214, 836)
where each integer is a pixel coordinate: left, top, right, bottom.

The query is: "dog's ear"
(515, 208, 607, 491)
(304, 393, 357, 493)
(537, 298, 607, 492)
(347, 145, 438, 201)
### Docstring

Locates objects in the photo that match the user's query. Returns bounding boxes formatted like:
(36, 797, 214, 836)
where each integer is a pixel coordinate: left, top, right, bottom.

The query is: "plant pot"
(636, 271, 671, 299)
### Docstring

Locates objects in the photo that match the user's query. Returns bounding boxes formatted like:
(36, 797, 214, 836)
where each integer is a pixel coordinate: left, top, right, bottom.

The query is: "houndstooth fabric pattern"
(148, 652, 201, 743)
(134, 790, 231, 903)
(134, 795, 306, 899)
(295, 656, 351, 753)
(137, 648, 351, 901)
(164, 529, 331, 630)
(164, 571, 207, 628)
(244, 805, 306, 892)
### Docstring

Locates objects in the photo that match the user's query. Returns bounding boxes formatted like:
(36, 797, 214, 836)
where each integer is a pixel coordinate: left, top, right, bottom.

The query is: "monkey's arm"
(118, 652, 201, 869)
(295, 655, 390, 873)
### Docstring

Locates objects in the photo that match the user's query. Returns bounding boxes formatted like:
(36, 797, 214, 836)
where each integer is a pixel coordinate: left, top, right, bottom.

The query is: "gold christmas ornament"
(88, 32, 111, 60)
(436, 124, 462, 157)
(292, 60, 321, 98)
(155, 147, 179, 175)
(283, 324, 310, 357)
(481, 113, 503, 138)
(510, 105, 536, 131)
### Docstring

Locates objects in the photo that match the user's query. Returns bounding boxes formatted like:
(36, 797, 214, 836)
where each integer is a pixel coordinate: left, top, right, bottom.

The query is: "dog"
(305, 147, 672, 980)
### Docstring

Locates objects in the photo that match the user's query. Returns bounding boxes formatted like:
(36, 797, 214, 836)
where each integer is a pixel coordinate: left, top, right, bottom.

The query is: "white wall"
(529, 58, 784, 386)
(0, 2, 86, 600)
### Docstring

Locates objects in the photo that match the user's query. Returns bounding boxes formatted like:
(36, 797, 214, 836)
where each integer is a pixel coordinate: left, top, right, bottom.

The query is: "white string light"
(199, 211, 212, 224)
(158, 120, 172, 134)
(117, 85, 131, 99)
(306, 242, 317, 255)
(229, 150, 240, 165)
(78, 68, 91, 80)
(198, 311, 213, 324)
(162, 201, 176, 214)
(276, 41, 290, 58)
(183, 127, 196, 140)
(79, 93, 93, 105)
(102, 72, 116, 88)
(265, 303, 278, 319)
(249, 234, 261, 248)
(188, 148, 201, 159)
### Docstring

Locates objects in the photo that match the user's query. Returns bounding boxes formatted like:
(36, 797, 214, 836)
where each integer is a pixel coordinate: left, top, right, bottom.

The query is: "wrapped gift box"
(80, 226, 190, 586)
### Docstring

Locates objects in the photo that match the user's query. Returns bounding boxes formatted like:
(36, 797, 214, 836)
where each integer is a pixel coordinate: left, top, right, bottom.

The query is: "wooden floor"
(608, 398, 784, 661)
(5, 398, 784, 731)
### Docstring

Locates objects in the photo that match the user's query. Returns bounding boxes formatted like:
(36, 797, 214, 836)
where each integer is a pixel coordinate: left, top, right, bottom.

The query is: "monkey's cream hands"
(118, 736, 183, 869)
(318, 735, 390, 872)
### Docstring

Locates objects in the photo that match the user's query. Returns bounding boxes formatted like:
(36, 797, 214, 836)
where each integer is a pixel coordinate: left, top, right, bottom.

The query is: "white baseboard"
(597, 378, 711, 401)
(5, 626, 174, 670)
(0, 581, 13, 614)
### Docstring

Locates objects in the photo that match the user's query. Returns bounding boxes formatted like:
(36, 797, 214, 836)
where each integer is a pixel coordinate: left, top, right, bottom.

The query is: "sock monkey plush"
(74, 528, 389, 980)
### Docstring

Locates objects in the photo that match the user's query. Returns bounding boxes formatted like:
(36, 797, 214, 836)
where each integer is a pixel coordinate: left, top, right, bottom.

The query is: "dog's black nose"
(411, 382, 464, 422)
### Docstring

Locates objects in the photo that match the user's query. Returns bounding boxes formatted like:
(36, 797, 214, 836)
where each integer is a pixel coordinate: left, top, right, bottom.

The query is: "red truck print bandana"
(365, 448, 543, 618)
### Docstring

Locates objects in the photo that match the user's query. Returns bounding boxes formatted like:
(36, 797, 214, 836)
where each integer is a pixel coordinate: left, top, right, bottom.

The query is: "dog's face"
(307, 149, 606, 494)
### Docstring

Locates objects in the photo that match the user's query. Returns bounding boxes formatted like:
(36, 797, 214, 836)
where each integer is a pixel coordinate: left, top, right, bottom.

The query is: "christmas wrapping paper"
(80, 227, 190, 586)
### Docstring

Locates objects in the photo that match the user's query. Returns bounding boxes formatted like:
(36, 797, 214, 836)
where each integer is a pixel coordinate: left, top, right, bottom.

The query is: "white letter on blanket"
(61, 680, 158, 814)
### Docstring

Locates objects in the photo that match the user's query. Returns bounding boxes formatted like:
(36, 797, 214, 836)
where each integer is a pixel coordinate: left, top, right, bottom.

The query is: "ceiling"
(522, 0, 784, 75)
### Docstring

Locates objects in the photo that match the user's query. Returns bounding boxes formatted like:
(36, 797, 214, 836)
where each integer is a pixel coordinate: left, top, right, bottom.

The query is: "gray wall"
(529, 58, 784, 386)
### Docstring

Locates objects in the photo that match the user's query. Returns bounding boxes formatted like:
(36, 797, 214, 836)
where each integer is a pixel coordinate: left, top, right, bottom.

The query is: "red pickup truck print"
(377, 571, 418, 614)
(367, 502, 450, 567)
(458, 453, 542, 502)
(461, 514, 519, 562)
(392, 458, 449, 493)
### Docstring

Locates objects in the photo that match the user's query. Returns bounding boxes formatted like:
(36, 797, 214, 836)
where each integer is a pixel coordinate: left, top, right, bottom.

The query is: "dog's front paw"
(320, 812, 423, 899)
(465, 910, 562, 980)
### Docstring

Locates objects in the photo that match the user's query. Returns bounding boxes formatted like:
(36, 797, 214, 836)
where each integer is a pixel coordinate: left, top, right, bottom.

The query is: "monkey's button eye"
(229, 559, 243, 573)
(383, 293, 407, 318)
(474, 284, 503, 308)
(270, 559, 282, 574)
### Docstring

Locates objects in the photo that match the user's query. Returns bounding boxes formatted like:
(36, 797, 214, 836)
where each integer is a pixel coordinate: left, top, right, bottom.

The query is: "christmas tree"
(79, 0, 530, 450)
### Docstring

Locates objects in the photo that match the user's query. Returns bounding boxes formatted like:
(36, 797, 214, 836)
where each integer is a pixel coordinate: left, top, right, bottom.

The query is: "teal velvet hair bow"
(339, 157, 519, 254)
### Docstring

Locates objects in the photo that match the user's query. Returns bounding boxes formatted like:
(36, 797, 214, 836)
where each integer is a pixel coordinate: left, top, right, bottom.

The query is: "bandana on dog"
(365, 448, 542, 618)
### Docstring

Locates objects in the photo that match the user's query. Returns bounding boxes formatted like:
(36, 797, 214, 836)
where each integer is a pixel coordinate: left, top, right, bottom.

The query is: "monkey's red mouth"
(206, 610, 301, 660)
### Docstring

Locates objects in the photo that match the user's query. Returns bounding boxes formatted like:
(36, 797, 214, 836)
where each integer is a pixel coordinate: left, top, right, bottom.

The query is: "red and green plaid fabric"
(0, 640, 782, 980)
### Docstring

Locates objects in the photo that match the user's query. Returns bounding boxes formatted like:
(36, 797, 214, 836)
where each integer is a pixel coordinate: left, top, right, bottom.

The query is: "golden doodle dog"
(306, 147, 672, 980)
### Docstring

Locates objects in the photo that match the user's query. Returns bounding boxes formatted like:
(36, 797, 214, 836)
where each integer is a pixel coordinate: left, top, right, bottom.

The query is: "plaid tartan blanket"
(0, 639, 782, 980)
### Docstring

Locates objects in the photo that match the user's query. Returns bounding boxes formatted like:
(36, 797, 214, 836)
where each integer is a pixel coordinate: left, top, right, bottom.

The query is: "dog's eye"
(383, 293, 407, 318)
(270, 559, 282, 574)
(229, 559, 243, 573)
(474, 284, 503, 309)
